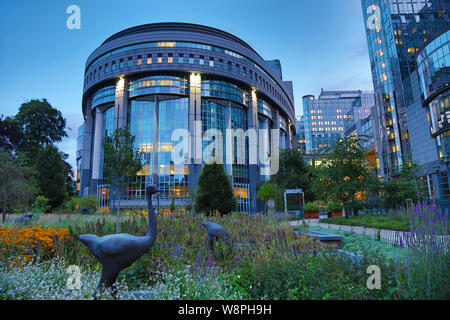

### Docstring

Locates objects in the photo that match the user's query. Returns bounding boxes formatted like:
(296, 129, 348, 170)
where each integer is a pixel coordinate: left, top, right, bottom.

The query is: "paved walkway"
(290, 219, 449, 249)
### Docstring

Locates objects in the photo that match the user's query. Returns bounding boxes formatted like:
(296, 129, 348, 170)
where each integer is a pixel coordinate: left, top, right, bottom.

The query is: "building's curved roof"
(102, 22, 257, 55)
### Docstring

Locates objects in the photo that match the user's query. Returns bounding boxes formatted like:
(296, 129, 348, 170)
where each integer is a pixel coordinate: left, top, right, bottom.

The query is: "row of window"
(86, 51, 289, 111)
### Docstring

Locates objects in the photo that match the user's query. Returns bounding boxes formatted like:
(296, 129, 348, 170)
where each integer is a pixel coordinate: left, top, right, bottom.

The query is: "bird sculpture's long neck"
(145, 193, 157, 247)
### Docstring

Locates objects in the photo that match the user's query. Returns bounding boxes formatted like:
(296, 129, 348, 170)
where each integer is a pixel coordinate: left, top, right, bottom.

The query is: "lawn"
(320, 213, 411, 231)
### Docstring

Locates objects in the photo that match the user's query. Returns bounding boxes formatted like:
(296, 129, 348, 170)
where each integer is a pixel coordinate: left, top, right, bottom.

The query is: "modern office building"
(416, 28, 450, 205)
(361, 0, 450, 179)
(295, 115, 306, 154)
(78, 22, 296, 214)
(344, 109, 379, 177)
(302, 90, 375, 154)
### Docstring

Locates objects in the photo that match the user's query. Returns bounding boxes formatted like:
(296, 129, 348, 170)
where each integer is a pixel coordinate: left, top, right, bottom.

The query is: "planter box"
(331, 211, 342, 217)
(305, 212, 319, 219)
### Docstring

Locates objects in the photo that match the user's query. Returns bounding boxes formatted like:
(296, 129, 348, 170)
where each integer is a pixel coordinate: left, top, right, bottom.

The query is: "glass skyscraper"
(361, 0, 450, 178)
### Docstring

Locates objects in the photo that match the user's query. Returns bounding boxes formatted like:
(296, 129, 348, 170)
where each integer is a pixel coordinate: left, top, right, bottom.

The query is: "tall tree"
(381, 159, 420, 213)
(34, 145, 68, 211)
(0, 115, 23, 155)
(271, 148, 313, 203)
(15, 99, 68, 162)
(312, 136, 377, 217)
(102, 127, 143, 232)
(194, 162, 237, 216)
(0, 150, 35, 222)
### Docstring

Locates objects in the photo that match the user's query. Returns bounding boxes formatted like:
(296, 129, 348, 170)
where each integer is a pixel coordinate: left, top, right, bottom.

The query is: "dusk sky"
(0, 0, 374, 169)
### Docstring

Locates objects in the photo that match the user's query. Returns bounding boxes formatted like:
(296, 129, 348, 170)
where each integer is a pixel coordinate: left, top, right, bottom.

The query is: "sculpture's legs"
(94, 270, 107, 300)
(207, 236, 214, 253)
(105, 273, 119, 300)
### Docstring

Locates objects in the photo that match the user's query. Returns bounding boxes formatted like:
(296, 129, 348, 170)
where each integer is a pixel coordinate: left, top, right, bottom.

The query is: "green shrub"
(257, 182, 276, 201)
(304, 202, 319, 213)
(326, 201, 343, 212)
(64, 196, 97, 214)
(32, 196, 51, 213)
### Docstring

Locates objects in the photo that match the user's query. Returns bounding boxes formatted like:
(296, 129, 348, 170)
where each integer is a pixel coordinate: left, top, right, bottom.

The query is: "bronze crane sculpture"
(78, 184, 160, 299)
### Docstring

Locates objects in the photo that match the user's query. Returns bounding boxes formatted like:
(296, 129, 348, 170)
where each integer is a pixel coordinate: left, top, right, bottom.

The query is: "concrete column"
(91, 108, 104, 181)
(247, 90, 259, 214)
(80, 103, 94, 197)
(188, 74, 202, 193)
(288, 121, 293, 148)
(225, 102, 233, 176)
(114, 77, 128, 130)
(152, 97, 160, 186)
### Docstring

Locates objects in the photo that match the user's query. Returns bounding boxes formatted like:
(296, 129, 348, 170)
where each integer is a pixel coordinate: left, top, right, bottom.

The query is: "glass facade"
(91, 86, 115, 109)
(158, 98, 189, 199)
(418, 29, 450, 165)
(361, 0, 450, 176)
(129, 75, 188, 97)
(302, 90, 374, 154)
(80, 23, 297, 214)
(201, 79, 249, 105)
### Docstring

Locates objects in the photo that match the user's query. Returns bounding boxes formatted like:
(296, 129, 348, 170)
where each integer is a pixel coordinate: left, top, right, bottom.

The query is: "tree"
(312, 135, 377, 217)
(0, 115, 23, 155)
(257, 181, 277, 214)
(34, 144, 69, 211)
(60, 151, 77, 198)
(381, 159, 420, 213)
(271, 148, 313, 210)
(0, 150, 35, 222)
(194, 162, 237, 216)
(15, 99, 68, 162)
(102, 127, 143, 232)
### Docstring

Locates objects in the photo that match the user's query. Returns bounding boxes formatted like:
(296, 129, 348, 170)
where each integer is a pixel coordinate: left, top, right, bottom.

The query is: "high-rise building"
(416, 28, 450, 206)
(361, 0, 450, 178)
(78, 23, 296, 214)
(302, 90, 375, 154)
(295, 115, 306, 154)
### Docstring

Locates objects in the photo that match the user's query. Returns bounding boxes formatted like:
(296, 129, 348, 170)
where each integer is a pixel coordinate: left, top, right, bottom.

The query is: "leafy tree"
(102, 127, 143, 232)
(0, 150, 35, 222)
(15, 99, 68, 162)
(312, 136, 377, 217)
(381, 159, 420, 213)
(34, 145, 68, 211)
(257, 181, 277, 201)
(0, 115, 23, 155)
(271, 148, 313, 203)
(60, 151, 77, 198)
(194, 162, 237, 216)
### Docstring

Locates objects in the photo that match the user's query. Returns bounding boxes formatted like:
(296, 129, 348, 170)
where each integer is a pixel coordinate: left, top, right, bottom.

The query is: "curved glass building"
(417, 28, 450, 203)
(79, 23, 296, 213)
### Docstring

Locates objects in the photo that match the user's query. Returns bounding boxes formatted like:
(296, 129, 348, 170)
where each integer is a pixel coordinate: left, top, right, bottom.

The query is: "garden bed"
(320, 214, 411, 231)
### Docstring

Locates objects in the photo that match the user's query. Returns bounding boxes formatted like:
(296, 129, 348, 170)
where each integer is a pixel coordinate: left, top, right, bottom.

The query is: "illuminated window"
(407, 47, 416, 53)
(168, 53, 173, 64)
(147, 54, 152, 64)
(137, 55, 142, 65)
(157, 54, 162, 63)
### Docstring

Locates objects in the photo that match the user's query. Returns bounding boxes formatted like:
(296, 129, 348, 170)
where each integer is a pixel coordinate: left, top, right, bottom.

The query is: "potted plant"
(303, 202, 320, 219)
(325, 201, 343, 217)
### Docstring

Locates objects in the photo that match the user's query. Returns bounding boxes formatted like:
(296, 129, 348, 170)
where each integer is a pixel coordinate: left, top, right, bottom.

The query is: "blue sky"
(0, 0, 374, 169)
